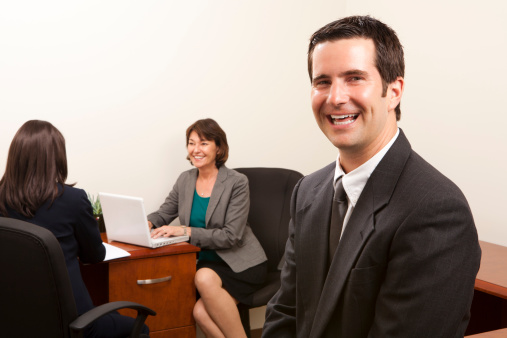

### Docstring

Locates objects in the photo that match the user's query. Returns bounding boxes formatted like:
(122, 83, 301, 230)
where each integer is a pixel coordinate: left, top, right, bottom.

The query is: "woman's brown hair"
(0, 120, 71, 218)
(186, 118, 229, 168)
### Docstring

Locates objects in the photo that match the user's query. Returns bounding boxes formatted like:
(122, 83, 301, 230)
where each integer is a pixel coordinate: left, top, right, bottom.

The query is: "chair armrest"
(69, 301, 156, 338)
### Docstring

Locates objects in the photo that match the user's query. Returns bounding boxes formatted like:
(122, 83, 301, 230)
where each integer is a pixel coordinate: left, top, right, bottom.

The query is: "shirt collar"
(334, 128, 399, 207)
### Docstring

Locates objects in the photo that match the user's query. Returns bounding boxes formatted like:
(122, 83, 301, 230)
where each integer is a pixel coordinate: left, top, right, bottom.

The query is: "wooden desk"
(475, 241, 507, 300)
(466, 241, 507, 336)
(467, 328, 507, 337)
(81, 235, 200, 338)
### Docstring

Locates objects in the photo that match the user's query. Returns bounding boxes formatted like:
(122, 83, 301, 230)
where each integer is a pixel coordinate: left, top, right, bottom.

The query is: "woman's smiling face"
(187, 131, 218, 170)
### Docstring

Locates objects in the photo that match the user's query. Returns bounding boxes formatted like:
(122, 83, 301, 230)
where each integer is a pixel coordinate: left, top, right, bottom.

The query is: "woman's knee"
(194, 268, 221, 293)
(193, 300, 207, 324)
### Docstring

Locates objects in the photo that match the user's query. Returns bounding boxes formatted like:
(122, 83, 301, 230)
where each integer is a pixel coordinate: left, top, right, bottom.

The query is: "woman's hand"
(151, 225, 190, 238)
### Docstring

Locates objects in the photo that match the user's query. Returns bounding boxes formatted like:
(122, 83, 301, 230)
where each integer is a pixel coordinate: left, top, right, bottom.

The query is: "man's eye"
(315, 80, 330, 86)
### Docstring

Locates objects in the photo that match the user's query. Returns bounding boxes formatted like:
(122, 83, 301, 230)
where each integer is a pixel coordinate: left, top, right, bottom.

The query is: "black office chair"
(234, 167, 303, 337)
(0, 217, 156, 338)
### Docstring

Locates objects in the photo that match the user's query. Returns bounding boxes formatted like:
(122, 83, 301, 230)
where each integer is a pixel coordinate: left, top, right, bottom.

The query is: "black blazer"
(263, 130, 481, 338)
(7, 185, 104, 315)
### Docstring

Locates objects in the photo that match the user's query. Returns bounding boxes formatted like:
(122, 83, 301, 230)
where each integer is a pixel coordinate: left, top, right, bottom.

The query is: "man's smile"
(329, 114, 359, 125)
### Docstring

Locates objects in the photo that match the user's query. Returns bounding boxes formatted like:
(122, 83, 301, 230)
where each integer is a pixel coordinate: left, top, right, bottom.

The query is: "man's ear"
(387, 76, 404, 112)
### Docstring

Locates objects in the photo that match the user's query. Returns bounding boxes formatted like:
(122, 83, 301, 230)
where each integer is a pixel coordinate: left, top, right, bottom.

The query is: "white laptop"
(99, 192, 189, 248)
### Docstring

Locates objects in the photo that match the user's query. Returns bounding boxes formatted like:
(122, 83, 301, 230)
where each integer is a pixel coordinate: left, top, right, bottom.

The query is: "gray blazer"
(148, 165, 267, 273)
(263, 130, 481, 338)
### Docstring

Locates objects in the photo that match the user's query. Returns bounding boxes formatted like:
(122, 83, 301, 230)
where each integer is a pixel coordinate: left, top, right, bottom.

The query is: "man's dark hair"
(308, 15, 405, 120)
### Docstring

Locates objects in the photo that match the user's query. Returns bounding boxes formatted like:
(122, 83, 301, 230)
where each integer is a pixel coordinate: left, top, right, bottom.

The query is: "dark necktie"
(328, 177, 348, 263)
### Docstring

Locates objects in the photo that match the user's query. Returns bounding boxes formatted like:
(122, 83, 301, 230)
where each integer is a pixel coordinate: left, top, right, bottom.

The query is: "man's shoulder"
(308, 161, 335, 178)
(405, 150, 466, 198)
(298, 162, 335, 191)
(378, 130, 465, 197)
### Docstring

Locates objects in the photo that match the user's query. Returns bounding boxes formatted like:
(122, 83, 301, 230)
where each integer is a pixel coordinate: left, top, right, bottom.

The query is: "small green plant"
(87, 193, 102, 216)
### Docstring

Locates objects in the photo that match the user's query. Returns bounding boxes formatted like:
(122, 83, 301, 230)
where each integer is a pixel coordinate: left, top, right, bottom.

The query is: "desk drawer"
(108, 253, 196, 332)
(150, 325, 196, 338)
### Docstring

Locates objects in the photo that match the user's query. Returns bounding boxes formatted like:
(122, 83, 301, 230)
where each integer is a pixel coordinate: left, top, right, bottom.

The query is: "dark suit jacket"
(263, 130, 481, 338)
(7, 185, 105, 315)
(148, 165, 267, 273)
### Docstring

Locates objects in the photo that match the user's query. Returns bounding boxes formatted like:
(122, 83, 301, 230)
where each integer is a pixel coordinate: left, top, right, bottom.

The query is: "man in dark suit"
(262, 16, 481, 338)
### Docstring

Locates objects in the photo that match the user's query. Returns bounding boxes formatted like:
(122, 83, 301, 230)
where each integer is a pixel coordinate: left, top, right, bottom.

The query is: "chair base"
(238, 304, 252, 338)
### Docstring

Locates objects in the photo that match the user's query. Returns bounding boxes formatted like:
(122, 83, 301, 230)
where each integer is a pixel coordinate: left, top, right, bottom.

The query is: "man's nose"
(328, 82, 348, 106)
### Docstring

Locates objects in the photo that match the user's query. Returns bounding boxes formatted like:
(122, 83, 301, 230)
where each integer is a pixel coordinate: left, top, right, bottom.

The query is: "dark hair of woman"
(185, 118, 229, 168)
(0, 120, 73, 218)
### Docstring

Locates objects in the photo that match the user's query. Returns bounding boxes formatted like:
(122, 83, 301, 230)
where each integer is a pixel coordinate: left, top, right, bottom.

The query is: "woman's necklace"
(197, 172, 217, 197)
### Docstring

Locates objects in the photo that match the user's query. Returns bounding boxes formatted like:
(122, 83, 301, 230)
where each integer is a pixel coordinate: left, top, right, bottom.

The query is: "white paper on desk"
(102, 242, 131, 261)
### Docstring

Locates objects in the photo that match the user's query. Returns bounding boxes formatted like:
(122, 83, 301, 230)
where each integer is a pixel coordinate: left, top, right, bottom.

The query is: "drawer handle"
(137, 276, 172, 285)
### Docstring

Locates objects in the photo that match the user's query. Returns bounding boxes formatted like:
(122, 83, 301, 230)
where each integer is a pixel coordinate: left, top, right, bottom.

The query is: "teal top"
(190, 189, 223, 262)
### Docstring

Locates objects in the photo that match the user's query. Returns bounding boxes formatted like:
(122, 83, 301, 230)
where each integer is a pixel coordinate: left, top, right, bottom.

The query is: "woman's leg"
(193, 299, 225, 338)
(194, 267, 247, 338)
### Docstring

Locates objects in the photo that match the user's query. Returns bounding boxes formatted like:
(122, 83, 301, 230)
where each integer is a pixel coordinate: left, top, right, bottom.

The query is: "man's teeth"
(331, 114, 357, 119)
(330, 114, 358, 125)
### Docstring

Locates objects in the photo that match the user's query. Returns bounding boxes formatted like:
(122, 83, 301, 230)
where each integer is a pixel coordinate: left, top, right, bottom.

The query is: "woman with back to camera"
(0, 120, 148, 338)
(148, 118, 267, 337)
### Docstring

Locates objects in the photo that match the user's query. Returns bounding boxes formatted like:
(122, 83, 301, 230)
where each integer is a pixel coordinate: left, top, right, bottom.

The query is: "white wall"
(2, 1, 504, 245)
(0, 0, 346, 215)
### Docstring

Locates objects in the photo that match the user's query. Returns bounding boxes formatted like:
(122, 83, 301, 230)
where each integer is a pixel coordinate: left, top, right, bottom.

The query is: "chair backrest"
(0, 217, 79, 338)
(234, 168, 303, 273)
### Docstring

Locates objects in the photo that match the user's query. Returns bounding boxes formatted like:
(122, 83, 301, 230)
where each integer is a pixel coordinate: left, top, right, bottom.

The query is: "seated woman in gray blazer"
(147, 118, 267, 338)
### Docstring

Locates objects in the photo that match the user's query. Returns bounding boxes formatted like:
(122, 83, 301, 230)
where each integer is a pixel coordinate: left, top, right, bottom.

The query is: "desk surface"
(475, 241, 507, 299)
(102, 233, 200, 259)
(467, 328, 507, 337)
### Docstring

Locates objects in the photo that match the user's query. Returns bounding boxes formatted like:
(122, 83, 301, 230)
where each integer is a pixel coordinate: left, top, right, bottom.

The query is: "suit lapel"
(310, 182, 376, 337)
(310, 130, 413, 338)
(297, 165, 335, 313)
(205, 166, 227, 225)
(182, 170, 198, 225)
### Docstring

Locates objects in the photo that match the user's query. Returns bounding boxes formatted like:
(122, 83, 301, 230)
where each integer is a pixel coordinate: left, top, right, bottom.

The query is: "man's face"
(311, 38, 401, 164)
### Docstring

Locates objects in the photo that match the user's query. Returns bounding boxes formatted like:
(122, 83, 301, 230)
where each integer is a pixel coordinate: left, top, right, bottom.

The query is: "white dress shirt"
(334, 128, 400, 238)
